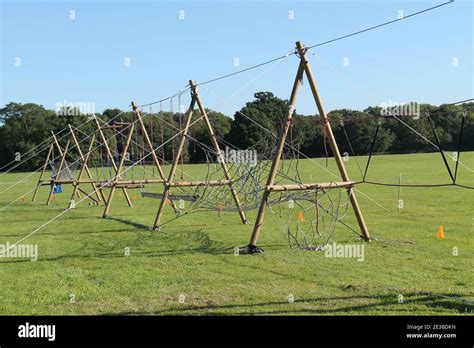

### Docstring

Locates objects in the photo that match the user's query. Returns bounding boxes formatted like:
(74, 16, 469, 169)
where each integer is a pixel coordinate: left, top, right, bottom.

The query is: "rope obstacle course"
(21, 38, 472, 254)
(4, 0, 473, 254)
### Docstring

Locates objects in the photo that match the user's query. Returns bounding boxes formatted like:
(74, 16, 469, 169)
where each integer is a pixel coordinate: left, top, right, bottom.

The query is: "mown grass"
(0, 151, 473, 315)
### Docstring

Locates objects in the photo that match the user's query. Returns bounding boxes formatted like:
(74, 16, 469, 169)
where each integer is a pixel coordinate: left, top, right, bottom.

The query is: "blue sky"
(1, 0, 472, 116)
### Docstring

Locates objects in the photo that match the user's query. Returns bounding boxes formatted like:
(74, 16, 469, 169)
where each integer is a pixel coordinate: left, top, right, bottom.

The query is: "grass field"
(0, 151, 473, 315)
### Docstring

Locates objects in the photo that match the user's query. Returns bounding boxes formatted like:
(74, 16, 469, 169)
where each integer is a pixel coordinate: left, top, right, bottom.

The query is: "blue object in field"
(53, 184, 62, 193)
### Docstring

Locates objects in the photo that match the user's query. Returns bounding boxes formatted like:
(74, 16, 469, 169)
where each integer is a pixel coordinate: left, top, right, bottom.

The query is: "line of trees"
(0, 93, 473, 172)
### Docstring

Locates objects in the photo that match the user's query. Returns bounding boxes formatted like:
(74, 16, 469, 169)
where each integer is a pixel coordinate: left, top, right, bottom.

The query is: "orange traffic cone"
(298, 211, 303, 222)
(437, 225, 445, 239)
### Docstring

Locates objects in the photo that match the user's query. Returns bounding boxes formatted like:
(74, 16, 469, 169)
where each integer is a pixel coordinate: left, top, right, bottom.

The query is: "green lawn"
(0, 152, 473, 315)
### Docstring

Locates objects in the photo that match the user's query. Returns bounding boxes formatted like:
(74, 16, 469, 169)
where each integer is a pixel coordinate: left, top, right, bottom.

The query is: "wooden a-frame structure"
(31, 126, 104, 206)
(97, 118, 136, 217)
(66, 116, 137, 212)
(247, 41, 370, 253)
(95, 105, 178, 219)
(67, 124, 107, 207)
(151, 80, 248, 230)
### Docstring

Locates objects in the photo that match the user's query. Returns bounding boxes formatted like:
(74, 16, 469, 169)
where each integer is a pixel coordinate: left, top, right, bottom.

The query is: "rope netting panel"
(269, 186, 351, 250)
(169, 143, 271, 214)
(50, 161, 78, 180)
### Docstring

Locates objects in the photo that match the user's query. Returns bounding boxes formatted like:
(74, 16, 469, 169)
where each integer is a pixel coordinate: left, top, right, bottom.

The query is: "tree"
(331, 109, 395, 155)
(188, 110, 232, 163)
(0, 103, 58, 170)
(1, 99, 472, 172)
(226, 92, 288, 156)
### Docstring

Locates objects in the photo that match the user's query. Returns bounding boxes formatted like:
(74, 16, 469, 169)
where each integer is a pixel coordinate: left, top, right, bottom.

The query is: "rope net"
(168, 142, 270, 214)
(269, 186, 350, 250)
(50, 160, 78, 180)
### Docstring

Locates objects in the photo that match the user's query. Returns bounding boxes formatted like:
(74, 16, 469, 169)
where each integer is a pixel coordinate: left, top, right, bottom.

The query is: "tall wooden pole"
(248, 61, 305, 249)
(68, 125, 103, 204)
(131, 102, 166, 180)
(93, 116, 133, 209)
(103, 123, 135, 218)
(295, 41, 370, 241)
(131, 102, 178, 213)
(152, 87, 196, 230)
(47, 139, 70, 205)
(191, 81, 247, 225)
(31, 144, 53, 202)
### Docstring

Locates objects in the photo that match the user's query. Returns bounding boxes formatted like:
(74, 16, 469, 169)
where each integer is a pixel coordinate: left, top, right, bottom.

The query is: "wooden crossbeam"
(114, 184, 142, 189)
(267, 181, 355, 192)
(99, 179, 165, 185)
(168, 179, 233, 187)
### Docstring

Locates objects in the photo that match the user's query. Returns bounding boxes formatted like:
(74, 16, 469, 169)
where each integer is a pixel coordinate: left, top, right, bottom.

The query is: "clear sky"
(1, 0, 472, 117)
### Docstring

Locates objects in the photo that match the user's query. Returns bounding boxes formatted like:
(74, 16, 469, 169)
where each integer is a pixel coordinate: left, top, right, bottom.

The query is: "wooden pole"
(47, 139, 70, 205)
(295, 41, 370, 241)
(131, 102, 166, 180)
(191, 81, 247, 224)
(32, 144, 53, 202)
(68, 125, 103, 204)
(93, 116, 133, 209)
(152, 88, 196, 230)
(51, 131, 64, 157)
(103, 123, 135, 218)
(131, 101, 178, 213)
(248, 60, 305, 249)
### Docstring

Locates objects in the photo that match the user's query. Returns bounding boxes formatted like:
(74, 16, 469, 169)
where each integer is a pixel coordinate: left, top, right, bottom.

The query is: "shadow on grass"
(104, 216, 150, 230)
(0, 228, 250, 263)
(110, 292, 474, 315)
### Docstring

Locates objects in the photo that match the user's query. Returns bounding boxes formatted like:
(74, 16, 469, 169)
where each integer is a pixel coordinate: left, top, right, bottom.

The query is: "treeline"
(0, 93, 473, 172)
